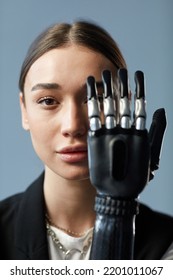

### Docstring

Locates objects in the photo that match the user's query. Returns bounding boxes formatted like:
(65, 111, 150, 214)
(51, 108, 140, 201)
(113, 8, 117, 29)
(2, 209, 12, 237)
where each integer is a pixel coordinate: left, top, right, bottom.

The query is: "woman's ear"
(19, 92, 30, 131)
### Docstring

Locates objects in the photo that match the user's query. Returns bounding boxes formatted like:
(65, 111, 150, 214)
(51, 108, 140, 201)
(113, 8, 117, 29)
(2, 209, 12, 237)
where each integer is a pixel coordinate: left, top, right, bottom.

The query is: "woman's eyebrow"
(31, 81, 104, 92)
(31, 83, 60, 91)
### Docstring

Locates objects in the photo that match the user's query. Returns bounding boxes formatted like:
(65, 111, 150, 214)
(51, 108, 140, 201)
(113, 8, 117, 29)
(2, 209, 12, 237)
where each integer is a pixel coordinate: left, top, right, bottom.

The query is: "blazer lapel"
(15, 173, 49, 259)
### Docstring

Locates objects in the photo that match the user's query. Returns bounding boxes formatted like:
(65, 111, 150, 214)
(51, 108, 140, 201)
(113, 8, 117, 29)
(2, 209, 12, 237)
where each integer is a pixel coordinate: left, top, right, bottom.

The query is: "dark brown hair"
(19, 20, 127, 93)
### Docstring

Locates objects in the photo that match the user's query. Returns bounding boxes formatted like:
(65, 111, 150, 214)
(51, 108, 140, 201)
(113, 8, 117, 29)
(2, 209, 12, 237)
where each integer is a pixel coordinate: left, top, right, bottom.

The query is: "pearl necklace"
(46, 221, 93, 260)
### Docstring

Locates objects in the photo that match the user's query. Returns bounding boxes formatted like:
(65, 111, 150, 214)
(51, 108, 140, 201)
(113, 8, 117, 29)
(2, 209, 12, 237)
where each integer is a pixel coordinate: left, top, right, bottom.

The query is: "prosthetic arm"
(86, 69, 167, 259)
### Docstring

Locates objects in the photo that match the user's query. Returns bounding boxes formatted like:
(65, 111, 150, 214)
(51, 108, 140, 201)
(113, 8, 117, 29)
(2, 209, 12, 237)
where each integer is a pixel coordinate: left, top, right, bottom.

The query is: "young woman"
(0, 20, 173, 260)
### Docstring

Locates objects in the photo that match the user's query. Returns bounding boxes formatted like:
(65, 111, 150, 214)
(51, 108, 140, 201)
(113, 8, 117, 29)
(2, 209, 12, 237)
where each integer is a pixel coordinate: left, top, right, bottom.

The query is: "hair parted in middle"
(19, 20, 127, 93)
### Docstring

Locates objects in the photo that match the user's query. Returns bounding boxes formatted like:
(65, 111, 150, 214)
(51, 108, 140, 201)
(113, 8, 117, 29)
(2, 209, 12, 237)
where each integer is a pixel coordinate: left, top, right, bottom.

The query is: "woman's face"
(20, 44, 115, 181)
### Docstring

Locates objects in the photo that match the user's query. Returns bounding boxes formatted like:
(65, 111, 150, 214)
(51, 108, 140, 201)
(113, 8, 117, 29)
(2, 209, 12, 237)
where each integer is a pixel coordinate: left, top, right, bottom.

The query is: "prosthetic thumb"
(149, 108, 167, 180)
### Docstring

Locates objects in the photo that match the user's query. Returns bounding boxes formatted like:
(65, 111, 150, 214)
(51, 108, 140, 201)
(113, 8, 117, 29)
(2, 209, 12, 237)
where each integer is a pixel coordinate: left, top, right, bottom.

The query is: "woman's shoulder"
(0, 172, 44, 220)
(138, 203, 173, 225)
(135, 202, 173, 259)
(0, 192, 23, 214)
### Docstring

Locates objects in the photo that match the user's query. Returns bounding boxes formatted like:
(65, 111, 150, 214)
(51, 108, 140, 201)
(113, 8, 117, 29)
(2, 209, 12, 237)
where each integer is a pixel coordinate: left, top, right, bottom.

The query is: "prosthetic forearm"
(87, 69, 166, 259)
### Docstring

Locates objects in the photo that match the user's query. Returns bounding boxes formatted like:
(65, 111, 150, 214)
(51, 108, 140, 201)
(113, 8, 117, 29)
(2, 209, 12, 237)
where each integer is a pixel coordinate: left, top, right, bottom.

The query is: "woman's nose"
(61, 102, 88, 138)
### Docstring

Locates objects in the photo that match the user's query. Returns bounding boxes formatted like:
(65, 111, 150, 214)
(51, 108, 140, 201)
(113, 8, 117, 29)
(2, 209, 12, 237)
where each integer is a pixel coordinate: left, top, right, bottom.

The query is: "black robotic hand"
(86, 69, 166, 199)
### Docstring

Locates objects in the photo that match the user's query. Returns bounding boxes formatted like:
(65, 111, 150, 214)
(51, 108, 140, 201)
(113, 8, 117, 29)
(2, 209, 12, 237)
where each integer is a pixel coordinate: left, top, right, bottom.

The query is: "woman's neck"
(43, 167, 96, 235)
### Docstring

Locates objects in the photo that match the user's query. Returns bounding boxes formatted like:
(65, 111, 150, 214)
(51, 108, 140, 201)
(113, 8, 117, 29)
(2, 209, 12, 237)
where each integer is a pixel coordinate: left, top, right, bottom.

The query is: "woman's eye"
(37, 97, 58, 107)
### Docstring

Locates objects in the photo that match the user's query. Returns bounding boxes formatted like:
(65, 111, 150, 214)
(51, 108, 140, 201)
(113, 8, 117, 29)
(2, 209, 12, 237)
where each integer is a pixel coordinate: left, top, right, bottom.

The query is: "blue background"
(0, 0, 173, 215)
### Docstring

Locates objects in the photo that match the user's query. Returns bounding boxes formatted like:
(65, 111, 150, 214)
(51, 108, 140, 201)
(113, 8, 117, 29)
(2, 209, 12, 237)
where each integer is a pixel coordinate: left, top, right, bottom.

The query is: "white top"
(47, 225, 93, 260)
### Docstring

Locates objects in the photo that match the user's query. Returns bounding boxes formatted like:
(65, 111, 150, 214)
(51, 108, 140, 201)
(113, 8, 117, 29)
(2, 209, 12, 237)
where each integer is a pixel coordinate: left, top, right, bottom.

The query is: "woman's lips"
(57, 146, 88, 163)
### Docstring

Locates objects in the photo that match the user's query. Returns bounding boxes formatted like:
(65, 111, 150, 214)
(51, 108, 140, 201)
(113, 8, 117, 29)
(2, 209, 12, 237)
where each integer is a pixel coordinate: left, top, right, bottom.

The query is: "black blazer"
(0, 173, 173, 260)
